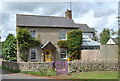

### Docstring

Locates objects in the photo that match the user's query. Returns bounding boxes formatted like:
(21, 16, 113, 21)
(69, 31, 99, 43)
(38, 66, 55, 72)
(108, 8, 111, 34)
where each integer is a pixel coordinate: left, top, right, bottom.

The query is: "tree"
(110, 29, 117, 36)
(2, 34, 17, 61)
(67, 30, 82, 60)
(17, 28, 40, 62)
(100, 28, 110, 44)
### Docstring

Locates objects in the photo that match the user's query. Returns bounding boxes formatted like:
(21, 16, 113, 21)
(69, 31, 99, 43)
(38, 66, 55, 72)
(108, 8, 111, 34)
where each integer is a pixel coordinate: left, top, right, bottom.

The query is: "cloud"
(3, 2, 44, 12)
(1, 2, 118, 41)
(104, 14, 118, 30)
(74, 10, 101, 27)
(94, 5, 115, 17)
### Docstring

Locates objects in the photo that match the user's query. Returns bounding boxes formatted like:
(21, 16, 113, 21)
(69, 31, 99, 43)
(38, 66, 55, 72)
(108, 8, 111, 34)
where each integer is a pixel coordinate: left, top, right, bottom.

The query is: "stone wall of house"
(17, 27, 77, 62)
(2, 59, 118, 73)
(68, 59, 118, 73)
(29, 27, 76, 61)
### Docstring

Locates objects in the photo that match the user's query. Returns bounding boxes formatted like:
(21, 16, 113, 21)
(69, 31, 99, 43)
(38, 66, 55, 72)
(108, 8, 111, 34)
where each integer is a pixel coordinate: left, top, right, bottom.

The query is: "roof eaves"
(17, 25, 79, 28)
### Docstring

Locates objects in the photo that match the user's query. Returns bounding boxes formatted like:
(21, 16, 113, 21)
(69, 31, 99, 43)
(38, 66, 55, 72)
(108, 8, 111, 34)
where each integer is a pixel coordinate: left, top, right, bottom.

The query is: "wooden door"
(45, 50, 52, 62)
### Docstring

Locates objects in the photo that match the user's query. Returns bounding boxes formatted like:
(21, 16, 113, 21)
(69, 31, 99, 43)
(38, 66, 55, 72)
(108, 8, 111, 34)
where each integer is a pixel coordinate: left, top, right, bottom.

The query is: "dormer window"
(30, 29, 36, 38)
(59, 29, 67, 40)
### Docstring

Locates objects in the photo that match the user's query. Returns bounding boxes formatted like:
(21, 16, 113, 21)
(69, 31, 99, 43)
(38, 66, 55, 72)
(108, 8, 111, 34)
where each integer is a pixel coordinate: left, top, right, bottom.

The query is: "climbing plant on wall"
(17, 28, 40, 62)
(67, 30, 82, 60)
(57, 40, 67, 48)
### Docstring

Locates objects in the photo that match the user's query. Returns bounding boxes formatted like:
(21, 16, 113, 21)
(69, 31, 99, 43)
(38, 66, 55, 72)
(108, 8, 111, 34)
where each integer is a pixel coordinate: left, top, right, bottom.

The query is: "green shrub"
(57, 40, 67, 48)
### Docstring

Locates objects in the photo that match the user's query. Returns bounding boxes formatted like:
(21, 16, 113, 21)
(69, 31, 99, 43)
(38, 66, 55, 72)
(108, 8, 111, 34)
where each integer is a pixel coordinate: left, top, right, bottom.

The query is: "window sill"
(30, 59, 37, 61)
(61, 58, 68, 60)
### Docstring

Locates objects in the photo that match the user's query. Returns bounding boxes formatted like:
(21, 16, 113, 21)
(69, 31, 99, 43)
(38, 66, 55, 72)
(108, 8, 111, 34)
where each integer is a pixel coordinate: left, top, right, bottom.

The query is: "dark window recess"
(60, 48, 67, 59)
(31, 50, 36, 59)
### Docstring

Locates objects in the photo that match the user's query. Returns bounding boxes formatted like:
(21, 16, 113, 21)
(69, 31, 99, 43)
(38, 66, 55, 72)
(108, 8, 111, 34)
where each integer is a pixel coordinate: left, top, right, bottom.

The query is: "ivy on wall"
(17, 28, 40, 62)
(57, 30, 82, 61)
(67, 30, 82, 60)
(57, 40, 67, 48)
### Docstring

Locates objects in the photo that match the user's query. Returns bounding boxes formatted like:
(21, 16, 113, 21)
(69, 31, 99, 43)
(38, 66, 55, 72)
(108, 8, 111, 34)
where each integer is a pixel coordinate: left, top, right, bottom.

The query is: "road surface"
(1, 69, 54, 79)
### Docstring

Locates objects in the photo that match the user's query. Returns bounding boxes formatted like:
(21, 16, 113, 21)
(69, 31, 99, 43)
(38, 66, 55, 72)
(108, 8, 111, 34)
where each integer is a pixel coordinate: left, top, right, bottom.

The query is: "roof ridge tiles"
(17, 14, 66, 18)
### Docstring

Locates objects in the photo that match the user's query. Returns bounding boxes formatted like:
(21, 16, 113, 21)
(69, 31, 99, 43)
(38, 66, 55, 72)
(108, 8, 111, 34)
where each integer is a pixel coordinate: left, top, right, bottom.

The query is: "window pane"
(31, 54, 36, 59)
(61, 54, 66, 58)
(31, 50, 36, 59)
(30, 30, 35, 37)
(59, 30, 66, 40)
(60, 48, 67, 59)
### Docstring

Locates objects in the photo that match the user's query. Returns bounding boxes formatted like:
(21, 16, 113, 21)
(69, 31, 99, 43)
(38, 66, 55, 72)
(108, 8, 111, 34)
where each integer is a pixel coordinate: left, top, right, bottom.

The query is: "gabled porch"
(41, 41, 56, 62)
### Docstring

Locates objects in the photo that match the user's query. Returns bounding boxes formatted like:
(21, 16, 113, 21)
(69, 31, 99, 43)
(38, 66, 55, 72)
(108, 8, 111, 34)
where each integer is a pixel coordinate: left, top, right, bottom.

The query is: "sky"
(0, 1, 119, 41)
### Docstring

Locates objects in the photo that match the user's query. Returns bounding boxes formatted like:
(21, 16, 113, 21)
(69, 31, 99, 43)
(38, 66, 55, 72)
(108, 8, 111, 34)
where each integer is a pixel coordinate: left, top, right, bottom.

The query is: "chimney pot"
(65, 9, 72, 19)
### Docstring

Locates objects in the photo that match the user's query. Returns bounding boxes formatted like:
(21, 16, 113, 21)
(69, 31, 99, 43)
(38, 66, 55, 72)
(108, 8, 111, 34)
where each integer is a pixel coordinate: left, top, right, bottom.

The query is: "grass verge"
(21, 69, 57, 76)
(68, 71, 118, 79)
(2, 65, 57, 76)
(2, 65, 20, 73)
(1, 65, 118, 80)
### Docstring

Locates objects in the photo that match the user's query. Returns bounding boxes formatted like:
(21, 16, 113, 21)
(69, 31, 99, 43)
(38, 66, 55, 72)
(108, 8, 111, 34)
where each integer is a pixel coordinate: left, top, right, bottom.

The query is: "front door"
(44, 50, 52, 62)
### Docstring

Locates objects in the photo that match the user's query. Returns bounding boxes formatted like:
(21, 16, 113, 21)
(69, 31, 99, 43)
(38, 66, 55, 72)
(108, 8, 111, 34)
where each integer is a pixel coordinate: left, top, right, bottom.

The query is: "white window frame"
(60, 48, 68, 59)
(30, 29, 36, 38)
(59, 29, 67, 40)
(30, 49, 37, 60)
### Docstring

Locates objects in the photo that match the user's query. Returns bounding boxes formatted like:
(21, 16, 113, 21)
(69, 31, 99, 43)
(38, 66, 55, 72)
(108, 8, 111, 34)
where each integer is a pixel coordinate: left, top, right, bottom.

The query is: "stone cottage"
(16, 9, 99, 62)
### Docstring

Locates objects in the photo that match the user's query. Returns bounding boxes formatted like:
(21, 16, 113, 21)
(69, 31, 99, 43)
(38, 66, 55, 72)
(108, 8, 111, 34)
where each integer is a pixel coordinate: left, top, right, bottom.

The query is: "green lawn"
(68, 71, 118, 79)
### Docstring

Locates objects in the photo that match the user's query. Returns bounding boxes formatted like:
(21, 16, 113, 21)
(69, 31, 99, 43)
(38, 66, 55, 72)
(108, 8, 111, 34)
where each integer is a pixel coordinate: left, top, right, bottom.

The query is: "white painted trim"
(41, 41, 50, 49)
(106, 38, 116, 44)
(30, 49, 37, 61)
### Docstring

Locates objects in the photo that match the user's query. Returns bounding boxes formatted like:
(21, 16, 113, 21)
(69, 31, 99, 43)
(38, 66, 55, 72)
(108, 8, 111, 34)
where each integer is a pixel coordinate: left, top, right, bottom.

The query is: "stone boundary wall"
(2, 61, 53, 72)
(2, 59, 118, 73)
(68, 59, 118, 73)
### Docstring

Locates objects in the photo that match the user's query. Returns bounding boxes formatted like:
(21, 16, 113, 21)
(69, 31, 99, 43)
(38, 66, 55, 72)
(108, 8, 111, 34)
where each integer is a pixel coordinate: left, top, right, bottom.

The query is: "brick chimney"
(65, 9, 72, 19)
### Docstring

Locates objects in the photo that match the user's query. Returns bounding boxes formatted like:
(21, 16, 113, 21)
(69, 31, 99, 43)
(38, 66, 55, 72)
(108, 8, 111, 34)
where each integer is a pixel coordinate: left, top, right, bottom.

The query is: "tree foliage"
(100, 28, 110, 44)
(100, 28, 117, 44)
(2, 34, 17, 61)
(17, 28, 40, 62)
(67, 30, 82, 60)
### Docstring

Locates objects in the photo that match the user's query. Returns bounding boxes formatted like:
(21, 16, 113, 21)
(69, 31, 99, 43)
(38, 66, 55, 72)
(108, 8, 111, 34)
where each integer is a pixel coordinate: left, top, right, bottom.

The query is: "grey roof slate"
(111, 38, 119, 44)
(16, 14, 95, 33)
(16, 14, 78, 28)
(76, 24, 95, 33)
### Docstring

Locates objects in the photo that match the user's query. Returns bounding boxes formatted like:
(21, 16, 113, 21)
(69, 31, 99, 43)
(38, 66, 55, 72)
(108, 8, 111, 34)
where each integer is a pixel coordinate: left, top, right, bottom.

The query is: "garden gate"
(53, 61, 68, 74)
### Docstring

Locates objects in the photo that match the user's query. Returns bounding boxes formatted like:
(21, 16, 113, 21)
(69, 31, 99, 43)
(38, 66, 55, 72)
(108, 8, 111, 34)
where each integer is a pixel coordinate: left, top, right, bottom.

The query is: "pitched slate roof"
(76, 24, 95, 33)
(16, 14, 95, 33)
(111, 38, 119, 44)
(16, 14, 78, 28)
